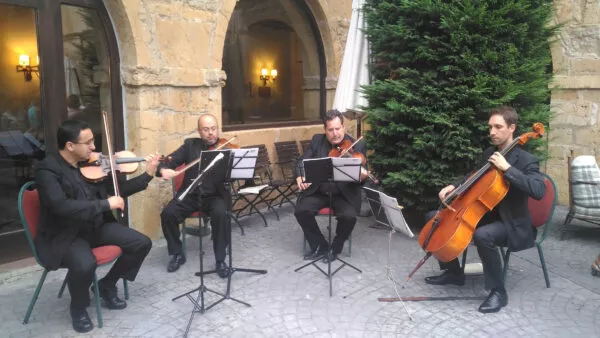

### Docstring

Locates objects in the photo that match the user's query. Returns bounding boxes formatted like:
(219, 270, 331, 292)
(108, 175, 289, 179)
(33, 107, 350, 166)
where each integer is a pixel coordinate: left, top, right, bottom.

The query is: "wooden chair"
(273, 141, 301, 207)
(231, 144, 279, 227)
(19, 181, 127, 328)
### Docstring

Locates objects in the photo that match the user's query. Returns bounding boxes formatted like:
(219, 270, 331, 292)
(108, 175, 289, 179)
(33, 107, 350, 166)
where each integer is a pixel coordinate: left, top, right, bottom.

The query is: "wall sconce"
(259, 68, 278, 86)
(16, 54, 39, 82)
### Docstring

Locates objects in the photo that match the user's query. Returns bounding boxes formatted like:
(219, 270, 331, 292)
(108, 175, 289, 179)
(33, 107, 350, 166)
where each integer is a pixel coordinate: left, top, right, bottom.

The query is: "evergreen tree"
(363, 0, 557, 212)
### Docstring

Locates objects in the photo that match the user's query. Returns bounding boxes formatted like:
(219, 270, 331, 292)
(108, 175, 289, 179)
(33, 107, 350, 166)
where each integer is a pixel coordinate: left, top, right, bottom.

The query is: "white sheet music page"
(331, 157, 362, 182)
(378, 190, 414, 238)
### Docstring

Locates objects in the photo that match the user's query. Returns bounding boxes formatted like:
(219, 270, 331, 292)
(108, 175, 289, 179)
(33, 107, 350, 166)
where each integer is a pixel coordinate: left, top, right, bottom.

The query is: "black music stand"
(171, 150, 232, 337)
(294, 157, 363, 296)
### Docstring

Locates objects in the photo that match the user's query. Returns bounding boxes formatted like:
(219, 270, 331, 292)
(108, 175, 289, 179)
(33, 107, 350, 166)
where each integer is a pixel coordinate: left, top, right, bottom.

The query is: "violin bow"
(173, 136, 237, 176)
(339, 136, 363, 157)
(102, 111, 124, 219)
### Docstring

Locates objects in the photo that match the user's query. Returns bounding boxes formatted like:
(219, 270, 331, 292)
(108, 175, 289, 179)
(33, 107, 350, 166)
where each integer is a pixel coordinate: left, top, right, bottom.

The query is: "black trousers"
(62, 222, 152, 309)
(294, 192, 357, 254)
(425, 211, 508, 290)
(160, 193, 228, 261)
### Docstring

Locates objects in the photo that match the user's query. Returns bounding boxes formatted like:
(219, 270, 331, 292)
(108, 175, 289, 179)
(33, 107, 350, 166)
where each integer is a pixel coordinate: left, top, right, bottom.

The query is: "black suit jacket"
(34, 153, 153, 270)
(157, 138, 226, 199)
(454, 146, 546, 252)
(295, 134, 366, 213)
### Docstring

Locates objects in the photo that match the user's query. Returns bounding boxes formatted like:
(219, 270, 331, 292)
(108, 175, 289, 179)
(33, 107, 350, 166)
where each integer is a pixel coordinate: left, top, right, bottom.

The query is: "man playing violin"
(424, 106, 545, 313)
(157, 114, 231, 276)
(295, 109, 368, 262)
(35, 120, 159, 333)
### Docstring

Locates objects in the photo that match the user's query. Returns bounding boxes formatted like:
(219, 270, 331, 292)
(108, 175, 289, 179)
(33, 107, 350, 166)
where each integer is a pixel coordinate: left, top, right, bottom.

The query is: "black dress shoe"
(478, 289, 508, 313)
(304, 245, 328, 260)
(424, 271, 466, 286)
(167, 253, 186, 272)
(216, 261, 230, 278)
(70, 307, 93, 333)
(321, 249, 339, 263)
(93, 281, 127, 310)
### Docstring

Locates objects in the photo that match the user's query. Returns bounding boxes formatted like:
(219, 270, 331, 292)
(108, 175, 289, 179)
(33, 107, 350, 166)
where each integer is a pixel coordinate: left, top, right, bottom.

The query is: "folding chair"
(299, 140, 312, 155)
(231, 144, 279, 227)
(18, 181, 127, 328)
(501, 173, 558, 288)
(273, 141, 301, 207)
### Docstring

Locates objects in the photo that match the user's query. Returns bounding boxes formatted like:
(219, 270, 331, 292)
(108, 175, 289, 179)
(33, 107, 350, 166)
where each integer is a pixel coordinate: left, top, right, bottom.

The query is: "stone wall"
(103, 0, 354, 238)
(548, 0, 600, 205)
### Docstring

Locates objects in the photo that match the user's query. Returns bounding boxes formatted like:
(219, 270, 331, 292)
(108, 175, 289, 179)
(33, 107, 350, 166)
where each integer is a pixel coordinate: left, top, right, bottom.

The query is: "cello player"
(424, 106, 545, 313)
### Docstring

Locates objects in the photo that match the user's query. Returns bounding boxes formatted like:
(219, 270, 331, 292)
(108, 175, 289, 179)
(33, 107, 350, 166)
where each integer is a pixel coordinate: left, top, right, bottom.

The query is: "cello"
(407, 123, 545, 279)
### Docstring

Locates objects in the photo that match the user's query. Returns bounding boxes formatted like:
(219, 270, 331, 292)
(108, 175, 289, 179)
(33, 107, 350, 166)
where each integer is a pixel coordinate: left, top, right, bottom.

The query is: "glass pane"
(61, 5, 111, 152)
(222, 0, 321, 127)
(0, 3, 44, 263)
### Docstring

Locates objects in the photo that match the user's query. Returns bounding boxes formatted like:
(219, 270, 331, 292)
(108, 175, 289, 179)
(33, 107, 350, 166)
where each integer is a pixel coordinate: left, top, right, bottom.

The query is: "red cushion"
(92, 245, 123, 265)
(318, 208, 334, 215)
(528, 178, 555, 228)
(22, 189, 41, 239)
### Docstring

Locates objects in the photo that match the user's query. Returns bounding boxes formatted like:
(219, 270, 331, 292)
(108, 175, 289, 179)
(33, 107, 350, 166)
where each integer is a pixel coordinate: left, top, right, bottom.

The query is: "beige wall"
(548, 0, 600, 204)
(103, 0, 354, 238)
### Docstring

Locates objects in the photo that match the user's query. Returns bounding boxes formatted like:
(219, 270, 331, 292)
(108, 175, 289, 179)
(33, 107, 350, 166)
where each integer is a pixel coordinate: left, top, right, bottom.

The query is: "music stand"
(294, 157, 363, 296)
(171, 150, 232, 337)
(363, 187, 414, 238)
(194, 148, 267, 297)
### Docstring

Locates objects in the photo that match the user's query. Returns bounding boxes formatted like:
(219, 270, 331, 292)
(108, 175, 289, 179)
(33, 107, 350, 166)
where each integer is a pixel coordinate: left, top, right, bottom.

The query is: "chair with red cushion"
(302, 207, 352, 256)
(18, 181, 127, 328)
(501, 173, 557, 288)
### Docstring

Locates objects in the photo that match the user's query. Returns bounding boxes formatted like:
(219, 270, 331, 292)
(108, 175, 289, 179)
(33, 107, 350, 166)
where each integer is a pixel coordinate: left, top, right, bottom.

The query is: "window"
(0, 0, 122, 265)
(222, 0, 326, 130)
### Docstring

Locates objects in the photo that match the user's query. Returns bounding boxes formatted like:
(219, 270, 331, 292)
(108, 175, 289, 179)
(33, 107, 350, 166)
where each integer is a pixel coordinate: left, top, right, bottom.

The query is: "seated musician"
(294, 109, 368, 262)
(157, 114, 230, 277)
(35, 120, 158, 333)
(425, 106, 545, 313)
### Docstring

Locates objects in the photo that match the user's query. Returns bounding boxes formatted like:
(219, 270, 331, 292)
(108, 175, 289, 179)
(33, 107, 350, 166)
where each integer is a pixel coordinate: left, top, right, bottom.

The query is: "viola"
(407, 123, 545, 280)
(329, 137, 367, 165)
(80, 151, 170, 182)
(329, 136, 379, 184)
(174, 136, 239, 177)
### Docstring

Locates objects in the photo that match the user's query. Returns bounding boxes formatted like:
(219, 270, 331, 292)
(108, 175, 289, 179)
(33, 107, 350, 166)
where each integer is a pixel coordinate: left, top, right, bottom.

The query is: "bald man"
(158, 114, 230, 276)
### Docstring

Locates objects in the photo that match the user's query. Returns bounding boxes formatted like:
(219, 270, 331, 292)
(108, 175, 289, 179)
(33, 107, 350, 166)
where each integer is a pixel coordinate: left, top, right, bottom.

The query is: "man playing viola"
(158, 114, 231, 276)
(295, 109, 368, 262)
(425, 106, 546, 313)
(35, 120, 159, 333)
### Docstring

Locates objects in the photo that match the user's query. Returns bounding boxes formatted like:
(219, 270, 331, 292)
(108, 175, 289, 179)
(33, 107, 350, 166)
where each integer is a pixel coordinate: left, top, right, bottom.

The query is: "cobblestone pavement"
(0, 204, 599, 338)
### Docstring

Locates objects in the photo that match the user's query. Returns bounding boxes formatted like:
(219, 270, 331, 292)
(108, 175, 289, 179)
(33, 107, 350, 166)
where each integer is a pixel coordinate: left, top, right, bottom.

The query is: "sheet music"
(230, 148, 258, 179)
(331, 157, 362, 182)
(363, 187, 414, 238)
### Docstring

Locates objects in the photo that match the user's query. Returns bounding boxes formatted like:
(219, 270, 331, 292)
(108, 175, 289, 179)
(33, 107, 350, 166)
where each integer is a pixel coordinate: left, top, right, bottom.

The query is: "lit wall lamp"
(16, 54, 39, 82)
(259, 68, 278, 86)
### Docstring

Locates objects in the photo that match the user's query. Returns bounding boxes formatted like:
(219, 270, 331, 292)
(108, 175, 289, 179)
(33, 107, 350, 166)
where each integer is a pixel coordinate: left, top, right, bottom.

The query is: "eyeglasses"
(74, 139, 95, 147)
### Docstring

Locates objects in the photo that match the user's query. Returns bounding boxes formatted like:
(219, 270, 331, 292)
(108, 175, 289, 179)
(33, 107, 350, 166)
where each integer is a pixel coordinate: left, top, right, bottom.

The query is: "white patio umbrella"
(332, 0, 370, 133)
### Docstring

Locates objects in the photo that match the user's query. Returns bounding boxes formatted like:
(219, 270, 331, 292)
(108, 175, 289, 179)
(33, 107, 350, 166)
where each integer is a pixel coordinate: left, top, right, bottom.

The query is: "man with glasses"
(35, 120, 160, 333)
(157, 114, 231, 276)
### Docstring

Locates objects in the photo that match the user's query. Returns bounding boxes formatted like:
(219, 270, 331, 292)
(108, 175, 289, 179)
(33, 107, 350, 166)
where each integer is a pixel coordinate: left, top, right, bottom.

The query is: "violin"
(329, 137, 367, 165)
(174, 136, 239, 176)
(329, 136, 379, 184)
(80, 151, 169, 182)
(208, 137, 240, 150)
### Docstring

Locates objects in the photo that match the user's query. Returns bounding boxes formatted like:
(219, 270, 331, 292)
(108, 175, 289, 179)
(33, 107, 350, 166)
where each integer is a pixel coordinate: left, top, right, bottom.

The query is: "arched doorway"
(0, 0, 123, 265)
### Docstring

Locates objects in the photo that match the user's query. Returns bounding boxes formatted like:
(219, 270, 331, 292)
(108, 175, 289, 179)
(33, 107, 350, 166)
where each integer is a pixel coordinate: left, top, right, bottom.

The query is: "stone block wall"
(548, 0, 600, 205)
